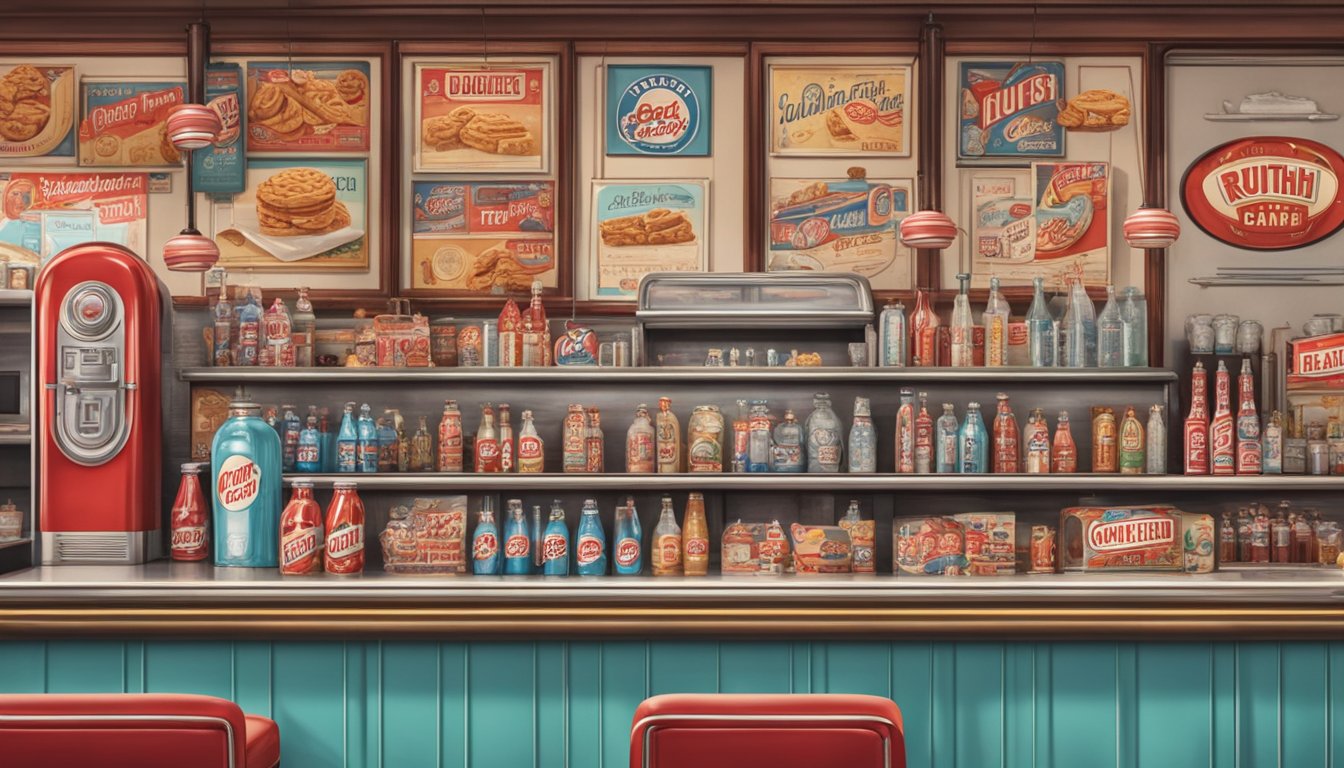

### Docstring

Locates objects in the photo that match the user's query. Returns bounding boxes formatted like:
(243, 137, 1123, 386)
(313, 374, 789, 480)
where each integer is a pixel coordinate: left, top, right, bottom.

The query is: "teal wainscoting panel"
(4, 639, 1344, 767)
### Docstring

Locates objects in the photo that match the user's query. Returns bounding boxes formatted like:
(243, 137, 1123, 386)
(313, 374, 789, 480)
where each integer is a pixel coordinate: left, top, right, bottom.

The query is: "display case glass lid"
(637, 272, 874, 328)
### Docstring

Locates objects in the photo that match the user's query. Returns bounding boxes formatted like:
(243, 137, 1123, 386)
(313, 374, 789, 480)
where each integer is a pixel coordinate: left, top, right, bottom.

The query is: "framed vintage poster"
(958, 61, 1066, 163)
(1025, 161, 1109, 287)
(968, 170, 1034, 288)
(0, 63, 76, 160)
(410, 180, 557, 294)
(212, 158, 368, 271)
(605, 65, 712, 156)
(766, 174, 913, 291)
(413, 60, 551, 173)
(0, 171, 147, 266)
(244, 59, 372, 153)
(768, 64, 910, 156)
(78, 79, 186, 167)
(590, 180, 708, 299)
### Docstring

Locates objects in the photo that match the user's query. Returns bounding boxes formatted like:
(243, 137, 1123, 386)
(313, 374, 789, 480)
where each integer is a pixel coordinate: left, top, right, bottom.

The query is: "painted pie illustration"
(248, 70, 365, 143)
(0, 64, 51, 142)
(1057, 89, 1131, 131)
(422, 107, 536, 155)
(255, 167, 350, 237)
(600, 209, 695, 248)
(465, 245, 532, 292)
(825, 108, 860, 144)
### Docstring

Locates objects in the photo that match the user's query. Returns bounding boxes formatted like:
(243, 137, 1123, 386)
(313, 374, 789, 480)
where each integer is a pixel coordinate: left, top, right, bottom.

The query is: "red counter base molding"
(0, 693, 280, 768)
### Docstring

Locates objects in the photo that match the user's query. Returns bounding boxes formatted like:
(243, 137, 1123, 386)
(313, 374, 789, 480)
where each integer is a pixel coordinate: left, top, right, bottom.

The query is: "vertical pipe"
(1143, 44, 1168, 367)
(916, 17, 945, 291)
(184, 21, 209, 232)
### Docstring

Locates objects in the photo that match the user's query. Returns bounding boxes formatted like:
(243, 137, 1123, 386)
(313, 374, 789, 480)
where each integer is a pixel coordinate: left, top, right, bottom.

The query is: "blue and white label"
(606, 65, 711, 156)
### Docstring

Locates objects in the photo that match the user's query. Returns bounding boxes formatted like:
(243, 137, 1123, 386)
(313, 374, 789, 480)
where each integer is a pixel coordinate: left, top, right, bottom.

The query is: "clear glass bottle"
(958, 402, 989, 473)
(950, 272, 975, 367)
(1121, 287, 1148, 367)
(411, 417, 434, 472)
(212, 285, 233, 366)
(1096, 285, 1125, 368)
(878, 301, 907, 367)
(848, 396, 876, 473)
(1025, 276, 1055, 368)
(655, 397, 682, 473)
(935, 403, 959, 473)
(983, 276, 1010, 367)
(237, 291, 261, 366)
(1060, 278, 1097, 368)
(747, 400, 774, 473)
(1146, 404, 1167, 475)
(517, 409, 544, 473)
(806, 393, 843, 472)
(651, 496, 683, 576)
(291, 287, 316, 367)
(474, 404, 501, 473)
(910, 288, 940, 367)
(375, 416, 397, 473)
(626, 404, 656, 473)
(913, 393, 934, 474)
(771, 409, 805, 473)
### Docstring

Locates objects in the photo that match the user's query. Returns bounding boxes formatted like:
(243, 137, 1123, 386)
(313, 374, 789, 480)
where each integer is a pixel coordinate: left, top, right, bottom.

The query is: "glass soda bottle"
(280, 405, 300, 472)
(910, 288, 940, 367)
(895, 389, 915, 474)
(393, 409, 411, 471)
(279, 480, 323, 575)
(683, 493, 709, 576)
(170, 463, 209, 561)
(237, 291, 261, 366)
(1096, 285, 1125, 368)
(614, 498, 643, 575)
(531, 505, 545, 571)
(498, 404, 515, 473)
(438, 400, 464, 472)
(747, 401, 773, 473)
(472, 497, 501, 575)
(656, 397, 682, 473)
(263, 297, 293, 367)
(914, 392, 934, 474)
(575, 499, 608, 576)
(1119, 406, 1145, 474)
(992, 393, 1019, 473)
(983, 276, 1010, 367)
(1121, 287, 1148, 367)
(1025, 276, 1056, 367)
(585, 407, 605, 473)
(503, 499, 532, 575)
(652, 496, 683, 576)
(356, 403, 378, 472)
(936, 403, 959, 473)
(950, 272, 975, 367)
(771, 409, 804, 473)
(848, 396, 876, 473)
(319, 407, 334, 472)
(376, 416, 397, 473)
(1061, 278, 1097, 368)
(1052, 411, 1078, 473)
(212, 286, 233, 366)
(542, 500, 570, 576)
(806, 393, 843, 473)
(838, 500, 873, 574)
(291, 286, 316, 367)
(627, 404, 656, 473)
(411, 417, 434, 472)
(1146, 405, 1167, 475)
(336, 402, 358, 473)
(563, 404, 588, 473)
(323, 481, 364, 575)
(211, 390, 282, 567)
(1024, 408, 1051, 473)
(959, 402, 989, 473)
(296, 415, 321, 473)
(730, 399, 750, 473)
(517, 410, 544, 473)
(474, 404, 501, 473)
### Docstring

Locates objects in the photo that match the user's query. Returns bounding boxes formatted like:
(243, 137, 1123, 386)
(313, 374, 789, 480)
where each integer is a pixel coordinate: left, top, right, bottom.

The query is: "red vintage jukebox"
(36, 242, 169, 563)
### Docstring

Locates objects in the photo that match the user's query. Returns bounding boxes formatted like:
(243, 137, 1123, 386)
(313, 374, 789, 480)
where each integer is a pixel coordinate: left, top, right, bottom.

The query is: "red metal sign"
(1180, 136, 1344, 251)
(1287, 331, 1344, 389)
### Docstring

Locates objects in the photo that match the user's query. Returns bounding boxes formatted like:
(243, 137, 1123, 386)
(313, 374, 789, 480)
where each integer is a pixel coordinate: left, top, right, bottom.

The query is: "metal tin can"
(430, 319, 458, 367)
(481, 320, 498, 366)
(457, 324, 483, 367)
(1309, 440, 1331, 475)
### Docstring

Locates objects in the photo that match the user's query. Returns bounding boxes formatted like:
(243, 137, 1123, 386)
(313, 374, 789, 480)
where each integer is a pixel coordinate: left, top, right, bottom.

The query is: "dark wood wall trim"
(1144, 43, 1170, 368)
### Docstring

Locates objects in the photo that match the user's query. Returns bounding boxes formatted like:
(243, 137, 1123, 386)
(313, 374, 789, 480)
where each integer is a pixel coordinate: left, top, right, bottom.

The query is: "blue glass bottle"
(472, 497, 501, 575)
(574, 499, 607, 576)
(296, 415, 321, 473)
(336, 402, 358, 473)
(935, 403, 959, 473)
(356, 403, 378, 473)
(280, 404, 301, 472)
(503, 499, 532, 575)
(613, 498, 643, 575)
(210, 391, 283, 567)
(958, 402, 989, 473)
(318, 407, 334, 473)
(542, 500, 570, 576)
(805, 393, 842, 473)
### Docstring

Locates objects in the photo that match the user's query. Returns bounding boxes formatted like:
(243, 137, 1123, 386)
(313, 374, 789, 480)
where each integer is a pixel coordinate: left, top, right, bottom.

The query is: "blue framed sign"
(958, 60, 1065, 162)
(605, 65, 712, 157)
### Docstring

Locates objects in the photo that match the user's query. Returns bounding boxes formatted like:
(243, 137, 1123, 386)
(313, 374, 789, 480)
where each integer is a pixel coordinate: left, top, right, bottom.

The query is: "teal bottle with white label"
(211, 391, 283, 567)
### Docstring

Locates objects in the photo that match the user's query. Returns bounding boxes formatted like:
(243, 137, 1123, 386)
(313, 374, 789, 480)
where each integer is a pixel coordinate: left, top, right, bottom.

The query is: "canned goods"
(457, 324, 483, 367)
(430, 319, 458, 367)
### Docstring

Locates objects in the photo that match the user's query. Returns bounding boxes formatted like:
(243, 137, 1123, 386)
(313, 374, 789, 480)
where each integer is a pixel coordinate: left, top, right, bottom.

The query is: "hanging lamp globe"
(163, 228, 220, 272)
(1122, 206, 1181, 249)
(898, 209, 958, 250)
(166, 103, 223, 151)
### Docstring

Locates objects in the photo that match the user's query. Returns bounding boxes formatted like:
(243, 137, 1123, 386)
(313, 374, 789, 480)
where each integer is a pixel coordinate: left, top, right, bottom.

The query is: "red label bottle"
(279, 480, 324, 575)
(324, 481, 365, 575)
(992, 393, 1020, 473)
(1184, 361, 1210, 475)
(1210, 361, 1235, 475)
(170, 463, 209, 561)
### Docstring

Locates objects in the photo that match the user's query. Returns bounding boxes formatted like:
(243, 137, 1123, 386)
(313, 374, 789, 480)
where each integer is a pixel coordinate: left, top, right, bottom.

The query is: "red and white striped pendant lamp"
(166, 103, 223, 151)
(898, 209, 958, 250)
(162, 229, 221, 273)
(1122, 206, 1181, 250)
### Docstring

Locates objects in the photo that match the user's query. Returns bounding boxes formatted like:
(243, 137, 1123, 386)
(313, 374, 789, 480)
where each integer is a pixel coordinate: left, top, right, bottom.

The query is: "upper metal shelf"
(0, 289, 33, 307)
(180, 366, 1179, 384)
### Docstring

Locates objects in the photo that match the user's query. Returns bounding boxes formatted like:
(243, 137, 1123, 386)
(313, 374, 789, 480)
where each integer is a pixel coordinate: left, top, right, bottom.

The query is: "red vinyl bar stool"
(0, 693, 280, 768)
(630, 693, 905, 768)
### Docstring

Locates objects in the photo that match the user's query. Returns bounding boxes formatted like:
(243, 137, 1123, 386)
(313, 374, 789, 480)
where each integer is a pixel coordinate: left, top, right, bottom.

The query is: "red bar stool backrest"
(630, 693, 905, 768)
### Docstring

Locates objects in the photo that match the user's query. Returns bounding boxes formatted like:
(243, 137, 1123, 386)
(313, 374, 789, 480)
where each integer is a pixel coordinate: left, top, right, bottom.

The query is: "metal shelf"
(0, 433, 31, 446)
(280, 472, 1343, 492)
(0, 289, 32, 308)
(181, 366, 1178, 384)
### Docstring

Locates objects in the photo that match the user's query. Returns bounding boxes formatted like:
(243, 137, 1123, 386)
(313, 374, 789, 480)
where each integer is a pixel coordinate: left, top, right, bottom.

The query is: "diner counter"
(0, 563, 1341, 639)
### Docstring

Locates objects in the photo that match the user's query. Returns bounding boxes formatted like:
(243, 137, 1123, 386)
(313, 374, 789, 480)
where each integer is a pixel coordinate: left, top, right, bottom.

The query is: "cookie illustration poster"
(0, 64, 77, 159)
(410, 181, 557, 294)
(592, 180, 707, 299)
(415, 61, 550, 173)
(212, 158, 368, 271)
(605, 65, 711, 156)
(245, 61, 371, 153)
(768, 65, 910, 156)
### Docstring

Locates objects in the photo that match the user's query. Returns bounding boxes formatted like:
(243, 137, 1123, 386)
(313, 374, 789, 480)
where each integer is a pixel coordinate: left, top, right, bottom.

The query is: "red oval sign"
(1180, 136, 1344, 251)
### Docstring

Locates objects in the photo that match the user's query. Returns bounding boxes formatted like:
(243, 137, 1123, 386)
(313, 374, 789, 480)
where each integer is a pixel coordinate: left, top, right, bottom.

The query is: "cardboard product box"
(955, 512, 1016, 576)
(894, 516, 968, 575)
(788, 523, 852, 574)
(1060, 506, 1212, 572)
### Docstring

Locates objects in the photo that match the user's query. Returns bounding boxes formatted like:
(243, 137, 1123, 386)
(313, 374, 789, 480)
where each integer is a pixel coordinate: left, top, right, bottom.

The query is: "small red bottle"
(170, 463, 209, 561)
(324, 481, 366, 575)
(280, 480, 324, 576)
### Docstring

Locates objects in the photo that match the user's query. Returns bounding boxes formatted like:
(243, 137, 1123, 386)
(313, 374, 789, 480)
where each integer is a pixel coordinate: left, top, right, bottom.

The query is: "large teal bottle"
(211, 392, 283, 567)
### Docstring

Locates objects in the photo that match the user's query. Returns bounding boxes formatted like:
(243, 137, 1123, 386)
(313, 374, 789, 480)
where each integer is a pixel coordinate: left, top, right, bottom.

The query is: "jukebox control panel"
(53, 281, 129, 466)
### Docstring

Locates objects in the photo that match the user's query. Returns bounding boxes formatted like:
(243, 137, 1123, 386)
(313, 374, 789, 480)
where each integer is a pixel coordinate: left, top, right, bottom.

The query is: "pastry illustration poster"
(592, 180, 707, 299)
(245, 60, 370, 153)
(766, 175, 912, 291)
(768, 64, 910, 156)
(410, 180, 557, 294)
(212, 158, 367, 271)
(958, 61, 1065, 162)
(969, 171, 1036, 288)
(605, 65, 711, 156)
(78, 79, 186, 166)
(414, 61, 550, 173)
(0, 63, 76, 159)
(1029, 161, 1109, 287)
(0, 172, 148, 265)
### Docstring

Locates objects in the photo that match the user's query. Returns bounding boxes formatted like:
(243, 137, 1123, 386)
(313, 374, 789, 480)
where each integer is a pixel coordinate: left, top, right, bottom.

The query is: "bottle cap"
(333, 481, 358, 490)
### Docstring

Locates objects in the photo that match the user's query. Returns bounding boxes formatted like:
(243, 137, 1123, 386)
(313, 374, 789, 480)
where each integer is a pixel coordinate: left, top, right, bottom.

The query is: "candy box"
(381, 496, 467, 574)
(1061, 505, 1188, 572)
(838, 517, 875, 574)
(1182, 512, 1215, 574)
(955, 512, 1016, 576)
(894, 516, 968, 575)
(723, 520, 789, 575)
(788, 523, 852, 574)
